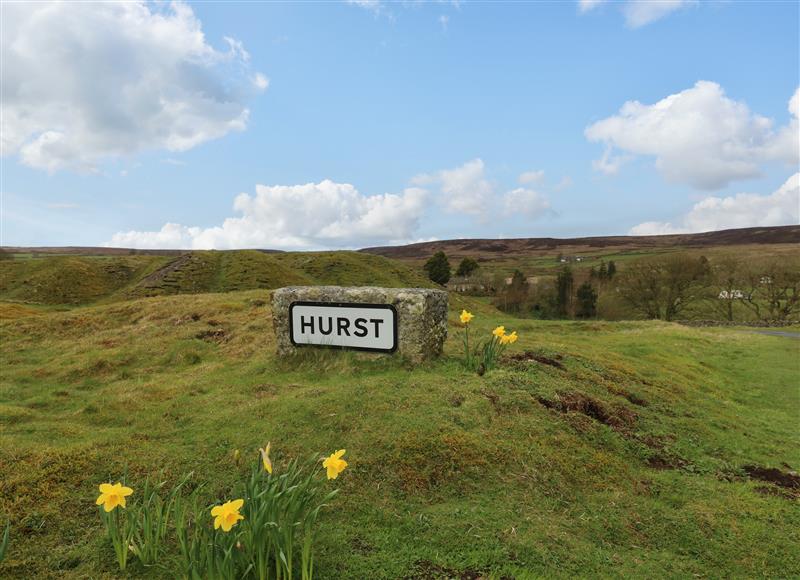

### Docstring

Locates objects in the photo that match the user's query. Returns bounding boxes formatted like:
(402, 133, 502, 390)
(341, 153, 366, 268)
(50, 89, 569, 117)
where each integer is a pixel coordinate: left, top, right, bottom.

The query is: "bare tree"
(707, 255, 744, 322)
(740, 258, 800, 321)
(617, 254, 709, 321)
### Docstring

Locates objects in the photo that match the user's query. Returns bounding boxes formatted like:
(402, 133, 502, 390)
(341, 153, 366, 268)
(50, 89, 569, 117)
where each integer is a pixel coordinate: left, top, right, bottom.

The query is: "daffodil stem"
(463, 325, 472, 370)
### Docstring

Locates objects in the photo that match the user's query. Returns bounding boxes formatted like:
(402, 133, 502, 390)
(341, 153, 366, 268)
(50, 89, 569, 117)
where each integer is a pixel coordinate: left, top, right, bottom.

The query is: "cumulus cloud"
(586, 82, 800, 190)
(413, 158, 495, 215)
(1, 1, 265, 172)
(503, 188, 552, 219)
(629, 173, 800, 235)
(107, 180, 428, 250)
(518, 170, 545, 185)
(578, 0, 693, 27)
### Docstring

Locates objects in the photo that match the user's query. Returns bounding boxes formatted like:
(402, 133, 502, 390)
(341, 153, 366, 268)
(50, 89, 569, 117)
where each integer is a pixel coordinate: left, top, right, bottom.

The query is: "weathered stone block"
(272, 286, 448, 362)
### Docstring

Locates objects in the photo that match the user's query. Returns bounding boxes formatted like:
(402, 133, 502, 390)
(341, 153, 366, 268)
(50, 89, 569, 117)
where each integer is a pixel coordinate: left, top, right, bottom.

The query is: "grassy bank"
(1, 291, 798, 578)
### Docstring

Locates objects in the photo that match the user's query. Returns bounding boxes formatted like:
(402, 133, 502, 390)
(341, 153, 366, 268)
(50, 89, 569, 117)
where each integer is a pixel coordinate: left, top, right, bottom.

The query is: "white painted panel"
(290, 303, 397, 352)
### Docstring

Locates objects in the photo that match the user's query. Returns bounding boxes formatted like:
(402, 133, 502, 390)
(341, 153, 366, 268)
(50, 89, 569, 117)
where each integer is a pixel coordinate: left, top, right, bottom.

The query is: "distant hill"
(0, 250, 433, 306)
(359, 225, 800, 260)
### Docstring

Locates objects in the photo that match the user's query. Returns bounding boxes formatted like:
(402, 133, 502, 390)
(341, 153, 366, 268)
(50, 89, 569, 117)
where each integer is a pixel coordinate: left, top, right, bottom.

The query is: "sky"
(1, 0, 798, 250)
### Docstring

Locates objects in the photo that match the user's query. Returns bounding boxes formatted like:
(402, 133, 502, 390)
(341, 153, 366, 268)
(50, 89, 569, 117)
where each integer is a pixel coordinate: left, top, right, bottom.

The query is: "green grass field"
(0, 251, 434, 307)
(1, 284, 798, 578)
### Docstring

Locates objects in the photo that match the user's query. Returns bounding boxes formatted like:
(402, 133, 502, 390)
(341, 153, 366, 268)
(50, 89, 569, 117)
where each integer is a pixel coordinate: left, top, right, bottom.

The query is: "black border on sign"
(288, 301, 399, 353)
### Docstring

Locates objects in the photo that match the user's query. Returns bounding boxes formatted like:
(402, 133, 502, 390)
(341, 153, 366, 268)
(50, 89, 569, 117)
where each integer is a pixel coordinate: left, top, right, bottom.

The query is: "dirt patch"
(252, 383, 278, 398)
(448, 393, 465, 407)
(505, 351, 566, 370)
(743, 465, 800, 489)
(606, 385, 649, 407)
(349, 537, 375, 554)
(195, 328, 228, 343)
(753, 485, 800, 501)
(647, 453, 689, 470)
(536, 391, 636, 430)
(481, 389, 500, 409)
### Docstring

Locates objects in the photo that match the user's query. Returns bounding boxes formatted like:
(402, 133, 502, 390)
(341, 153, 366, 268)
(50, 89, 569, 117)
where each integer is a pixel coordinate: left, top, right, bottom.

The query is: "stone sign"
(272, 286, 448, 361)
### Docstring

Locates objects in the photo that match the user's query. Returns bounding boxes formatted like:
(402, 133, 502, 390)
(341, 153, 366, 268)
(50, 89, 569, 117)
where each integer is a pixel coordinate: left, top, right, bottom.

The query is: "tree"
(455, 257, 479, 278)
(607, 261, 617, 279)
(598, 261, 608, 280)
(707, 255, 743, 322)
(740, 258, 800, 321)
(556, 266, 574, 318)
(617, 254, 709, 321)
(496, 270, 529, 314)
(575, 281, 598, 318)
(424, 251, 451, 285)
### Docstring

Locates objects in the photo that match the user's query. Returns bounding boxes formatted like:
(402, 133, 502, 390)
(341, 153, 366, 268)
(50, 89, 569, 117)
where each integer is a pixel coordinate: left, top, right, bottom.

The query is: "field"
(1, 247, 799, 578)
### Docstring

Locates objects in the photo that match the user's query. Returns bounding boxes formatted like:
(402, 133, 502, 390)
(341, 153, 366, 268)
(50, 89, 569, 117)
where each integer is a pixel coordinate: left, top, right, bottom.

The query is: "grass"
(1, 288, 798, 578)
(0, 251, 434, 306)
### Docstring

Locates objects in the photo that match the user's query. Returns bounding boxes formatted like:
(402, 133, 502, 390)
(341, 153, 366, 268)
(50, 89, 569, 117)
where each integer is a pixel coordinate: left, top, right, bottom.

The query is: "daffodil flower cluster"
(458, 310, 519, 372)
(94, 444, 348, 578)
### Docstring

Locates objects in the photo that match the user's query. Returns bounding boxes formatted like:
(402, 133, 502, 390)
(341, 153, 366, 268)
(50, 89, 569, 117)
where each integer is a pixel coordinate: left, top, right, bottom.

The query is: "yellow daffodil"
(508, 331, 518, 344)
(500, 334, 512, 345)
(211, 499, 245, 532)
(459, 310, 474, 324)
(323, 449, 348, 480)
(96, 482, 134, 512)
(233, 449, 241, 463)
(259, 442, 273, 474)
(492, 326, 506, 339)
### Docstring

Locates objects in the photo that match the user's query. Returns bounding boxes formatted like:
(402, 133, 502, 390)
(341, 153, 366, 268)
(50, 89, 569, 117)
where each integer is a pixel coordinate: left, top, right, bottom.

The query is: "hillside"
(0, 251, 434, 306)
(1, 291, 798, 577)
(360, 225, 800, 259)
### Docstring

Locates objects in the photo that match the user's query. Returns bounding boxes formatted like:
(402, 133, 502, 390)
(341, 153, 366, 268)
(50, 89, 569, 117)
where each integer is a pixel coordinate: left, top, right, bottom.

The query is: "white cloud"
(251, 73, 270, 91)
(591, 146, 628, 176)
(578, 0, 693, 27)
(413, 158, 495, 215)
(630, 173, 800, 235)
(1, 1, 265, 173)
(586, 81, 800, 190)
(107, 180, 429, 250)
(503, 188, 552, 219)
(623, 1, 693, 27)
(555, 176, 574, 191)
(578, 0, 607, 14)
(162, 158, 188, 166)
(518, 170, 545, 185)
(346, 0, 383, 14)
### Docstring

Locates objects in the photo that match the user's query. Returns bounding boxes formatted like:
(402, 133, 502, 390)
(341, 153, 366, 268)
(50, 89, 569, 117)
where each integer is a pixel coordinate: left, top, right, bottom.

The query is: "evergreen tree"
(455, 257, 479, 278)
(607, 260, 616, 278)
(556, 266, 574, 318)
(424, 251, 451, 285)
(575, 282, 598, 318)
(598, 261, 608, 280)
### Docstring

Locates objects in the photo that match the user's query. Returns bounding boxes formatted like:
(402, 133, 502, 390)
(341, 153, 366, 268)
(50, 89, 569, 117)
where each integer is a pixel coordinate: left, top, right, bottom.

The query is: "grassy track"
(1, 290, 798, 578)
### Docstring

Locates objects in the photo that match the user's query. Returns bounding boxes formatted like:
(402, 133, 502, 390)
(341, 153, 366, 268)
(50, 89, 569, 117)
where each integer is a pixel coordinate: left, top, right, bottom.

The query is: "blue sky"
(2, 0, 798, 249)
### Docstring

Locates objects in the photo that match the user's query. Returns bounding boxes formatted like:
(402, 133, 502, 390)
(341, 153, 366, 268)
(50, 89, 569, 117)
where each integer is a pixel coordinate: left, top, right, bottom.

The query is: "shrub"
(424, 251, 451, 285)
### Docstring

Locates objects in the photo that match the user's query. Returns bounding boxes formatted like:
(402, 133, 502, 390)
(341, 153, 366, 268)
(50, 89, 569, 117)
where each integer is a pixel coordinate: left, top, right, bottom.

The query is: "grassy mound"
(0, 255, 165, 305)
(0, 291, 797, 578)
(0, 251, 434, 306)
